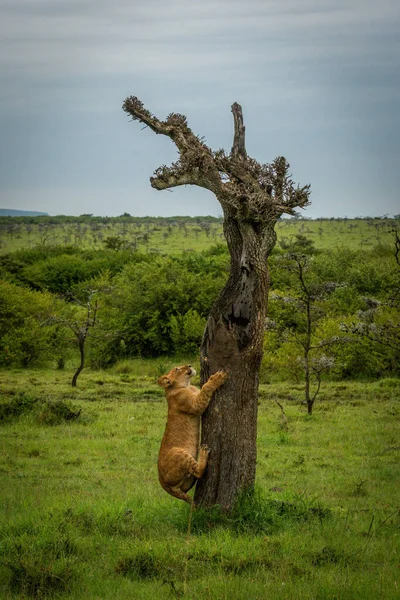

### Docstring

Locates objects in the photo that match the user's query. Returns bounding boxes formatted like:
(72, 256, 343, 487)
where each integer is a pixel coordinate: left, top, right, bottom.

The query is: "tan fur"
(157, 365, 227, 503)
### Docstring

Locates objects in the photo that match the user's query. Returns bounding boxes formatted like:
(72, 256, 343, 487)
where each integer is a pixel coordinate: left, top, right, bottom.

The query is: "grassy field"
(0, 216, 398, 255)
(0, 362, 399, 599)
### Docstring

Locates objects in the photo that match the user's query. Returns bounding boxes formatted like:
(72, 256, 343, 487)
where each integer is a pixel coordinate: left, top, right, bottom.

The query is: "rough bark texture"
(195, 218, 277, 507)
(123, 97, 311, 509)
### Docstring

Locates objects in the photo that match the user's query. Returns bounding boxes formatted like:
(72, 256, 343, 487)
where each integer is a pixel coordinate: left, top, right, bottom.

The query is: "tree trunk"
(194, 217, 277, 509)
(304, 355, 313, 415)
(72, 338, 85, 387)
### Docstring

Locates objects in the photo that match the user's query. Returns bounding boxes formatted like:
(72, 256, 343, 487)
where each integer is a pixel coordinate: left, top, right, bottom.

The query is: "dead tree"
(123, 97, 311, 509)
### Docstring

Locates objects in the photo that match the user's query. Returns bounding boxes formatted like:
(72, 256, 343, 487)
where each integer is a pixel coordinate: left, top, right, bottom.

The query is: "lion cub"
(157, 365, 227, 503)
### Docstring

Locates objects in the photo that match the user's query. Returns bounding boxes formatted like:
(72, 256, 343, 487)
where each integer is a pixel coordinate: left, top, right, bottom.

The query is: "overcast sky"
(0, 0, 399, 218)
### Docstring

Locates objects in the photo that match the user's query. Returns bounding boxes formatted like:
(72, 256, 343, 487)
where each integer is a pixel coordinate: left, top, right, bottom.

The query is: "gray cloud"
(0, 0, 399, 217)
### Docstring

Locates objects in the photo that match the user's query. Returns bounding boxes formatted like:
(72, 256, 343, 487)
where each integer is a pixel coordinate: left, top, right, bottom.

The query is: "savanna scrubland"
(0, 215, 399, 598)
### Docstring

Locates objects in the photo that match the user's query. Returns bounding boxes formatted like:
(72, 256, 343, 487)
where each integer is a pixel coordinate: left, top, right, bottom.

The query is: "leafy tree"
(169, 309, 206, 355)
(21, 254, 93, 293)
(278, 233, 316, 254)
(341, 231, 400, 374)
(95, 253, 226, 359)
(45, 289, 100, 387)
(103, 236, 128, 251)
(9, 247, 134, 294)
(0, 281, 66, 367)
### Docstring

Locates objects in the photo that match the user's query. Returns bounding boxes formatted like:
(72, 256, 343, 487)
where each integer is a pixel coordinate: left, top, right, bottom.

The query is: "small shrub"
(0, 392, 38, 423)
(36, 400, 81, 425)
(0, 394, 82, 426)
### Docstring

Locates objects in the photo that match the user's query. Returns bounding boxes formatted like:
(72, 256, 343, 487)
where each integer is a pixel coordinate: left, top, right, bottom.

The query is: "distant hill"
(0, 209, 48, 217)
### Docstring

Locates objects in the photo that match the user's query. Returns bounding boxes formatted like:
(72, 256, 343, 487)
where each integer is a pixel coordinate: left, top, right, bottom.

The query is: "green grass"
(0, 365, 399, 598)
(1, 216, 397, 255)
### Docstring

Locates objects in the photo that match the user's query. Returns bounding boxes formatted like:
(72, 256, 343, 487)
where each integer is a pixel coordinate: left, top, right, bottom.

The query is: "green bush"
(0, 395, 82, 425)
(21, 254, 98, 293)
(0, 280, 68, 367)
(90, 250, 227, 358)
(1, 238, 399, 377)
(0, 392, 38, 423)
(36, 400, 82, 425)
(169, 309, 206, 355)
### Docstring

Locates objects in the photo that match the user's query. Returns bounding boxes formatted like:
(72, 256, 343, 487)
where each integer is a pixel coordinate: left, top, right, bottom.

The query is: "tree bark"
(195, 217, 277, 508)
(123, 96, 311, 510)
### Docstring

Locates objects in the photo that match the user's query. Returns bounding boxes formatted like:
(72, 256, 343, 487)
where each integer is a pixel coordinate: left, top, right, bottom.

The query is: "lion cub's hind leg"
(161, 447, 210, 503)
(180, 473, 196, 493)
(171, 447, 209, 480)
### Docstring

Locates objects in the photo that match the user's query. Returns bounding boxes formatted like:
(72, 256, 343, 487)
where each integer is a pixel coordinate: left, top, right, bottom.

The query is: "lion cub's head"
(157, 365, 196, 390)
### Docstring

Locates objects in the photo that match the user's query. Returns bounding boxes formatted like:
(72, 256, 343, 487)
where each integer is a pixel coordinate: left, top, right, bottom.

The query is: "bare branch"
(123, 96, 311, 221)
(123, 96, 224, 195)
(311, 370, 322, 404)
(150, 155, 218, 192)
(309, 336, 348, 350)
(122, 96, 172, 137)
(151, 167, 197, 190)
(123, 96, 206, 156)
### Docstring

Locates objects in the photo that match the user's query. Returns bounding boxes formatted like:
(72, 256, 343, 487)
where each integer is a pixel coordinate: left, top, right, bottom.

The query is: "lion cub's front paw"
(210, 370, 228, 386)
(199, 444, 210, 458)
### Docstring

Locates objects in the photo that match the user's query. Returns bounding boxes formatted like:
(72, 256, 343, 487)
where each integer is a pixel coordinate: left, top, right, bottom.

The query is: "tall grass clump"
(189, 487, 331, 535)
(0, 392, 38, 423)
(0, 393, 81, 425)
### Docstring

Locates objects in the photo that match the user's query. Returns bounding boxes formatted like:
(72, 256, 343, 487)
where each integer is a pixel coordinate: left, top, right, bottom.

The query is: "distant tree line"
(0, 235, 399, 384)
(0, 214, 223, 226)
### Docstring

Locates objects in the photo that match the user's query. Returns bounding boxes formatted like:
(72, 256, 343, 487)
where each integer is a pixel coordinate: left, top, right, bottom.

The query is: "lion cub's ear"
(157, 376, 171, 388)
